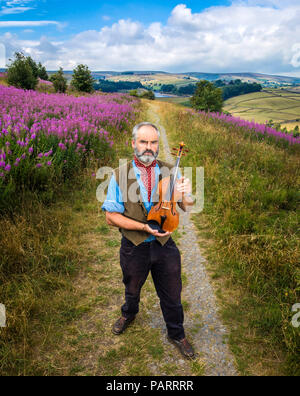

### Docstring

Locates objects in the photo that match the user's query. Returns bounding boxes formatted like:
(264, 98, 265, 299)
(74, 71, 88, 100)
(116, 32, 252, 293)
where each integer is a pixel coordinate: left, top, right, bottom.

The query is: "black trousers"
(119, 235, 185, 340)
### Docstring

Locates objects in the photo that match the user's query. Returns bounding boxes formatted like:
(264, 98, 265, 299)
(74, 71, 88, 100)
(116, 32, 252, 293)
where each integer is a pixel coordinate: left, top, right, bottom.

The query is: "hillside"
(224, 88, 300, 130)
(183, 72, 300, 86)
(103, 72, 300, 90)
(150, 100, 299, 375)
(3, 68, 298, 90)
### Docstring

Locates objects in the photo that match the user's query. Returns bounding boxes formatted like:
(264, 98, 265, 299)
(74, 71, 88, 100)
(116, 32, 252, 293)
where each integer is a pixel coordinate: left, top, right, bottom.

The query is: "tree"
(37, 62, 49, 80)
(26, 57, 49, 80)
(71, 64, 95, 93)
(93, 80, 144, 92)
(6, 52, 38, 90)
(129, 89, 139, 97)
(214, 79, 226, 87)
(160, 84, 177, 94)
(140, 90, 155, 100)
(178, 84, 197, 95)
(49, 67, 67, 93)
(26, 56, 39, 78)
(190, 80, 223, 112)
(222, 80, 262, 100)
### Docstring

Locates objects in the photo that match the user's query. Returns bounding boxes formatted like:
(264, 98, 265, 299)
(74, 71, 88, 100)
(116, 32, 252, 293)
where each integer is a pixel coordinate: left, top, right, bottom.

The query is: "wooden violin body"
(147, 177, 179, 233)
(147, 142, 188, 233)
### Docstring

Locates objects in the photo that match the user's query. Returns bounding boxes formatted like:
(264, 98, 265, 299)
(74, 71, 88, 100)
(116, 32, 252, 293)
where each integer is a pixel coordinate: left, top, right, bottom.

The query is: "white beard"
(134, 146, 159, 165)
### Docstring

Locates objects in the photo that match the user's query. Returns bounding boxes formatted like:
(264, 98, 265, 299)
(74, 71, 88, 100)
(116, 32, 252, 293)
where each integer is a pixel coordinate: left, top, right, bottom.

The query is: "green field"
(224, 88, 300, 129)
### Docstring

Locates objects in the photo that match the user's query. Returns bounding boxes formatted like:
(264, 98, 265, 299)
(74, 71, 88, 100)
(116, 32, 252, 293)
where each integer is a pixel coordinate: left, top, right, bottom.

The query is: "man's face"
(132, 125, 159, 165)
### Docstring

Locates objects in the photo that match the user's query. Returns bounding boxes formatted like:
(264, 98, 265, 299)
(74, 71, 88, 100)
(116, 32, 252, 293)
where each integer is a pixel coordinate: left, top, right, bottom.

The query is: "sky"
(0, 0, 300, 76)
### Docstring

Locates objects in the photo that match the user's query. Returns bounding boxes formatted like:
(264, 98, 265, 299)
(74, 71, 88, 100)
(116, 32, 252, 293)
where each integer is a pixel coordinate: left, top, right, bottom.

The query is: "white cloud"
(291, 44, 300, 68)
(5, 0, 35, 6)
(0, 7, 33, 15)
(0, 0, 36, 15)
(0, 21, 61, 27)
(232, 0, 300, 7)
(1, 2, 300, 75)
(0, 42, 6, 68)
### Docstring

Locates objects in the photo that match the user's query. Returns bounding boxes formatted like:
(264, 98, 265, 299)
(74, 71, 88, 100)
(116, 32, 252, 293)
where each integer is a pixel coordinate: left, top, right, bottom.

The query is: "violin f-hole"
(160, 215, 167, 229)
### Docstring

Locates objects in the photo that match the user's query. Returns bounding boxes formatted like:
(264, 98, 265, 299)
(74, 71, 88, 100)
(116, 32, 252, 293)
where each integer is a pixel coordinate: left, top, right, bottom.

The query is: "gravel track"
(147, 104, 238, 376)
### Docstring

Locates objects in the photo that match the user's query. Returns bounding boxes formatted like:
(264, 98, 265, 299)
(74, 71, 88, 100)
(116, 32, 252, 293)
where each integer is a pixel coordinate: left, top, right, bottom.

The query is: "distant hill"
(182, 72, 300, 86)
(1, 68, 300, 88)
(100, 71, 300, 88)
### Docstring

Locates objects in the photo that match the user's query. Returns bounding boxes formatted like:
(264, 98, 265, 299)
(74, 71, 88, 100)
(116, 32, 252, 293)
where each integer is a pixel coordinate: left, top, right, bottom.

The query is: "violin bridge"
(162, 206, 170, 210)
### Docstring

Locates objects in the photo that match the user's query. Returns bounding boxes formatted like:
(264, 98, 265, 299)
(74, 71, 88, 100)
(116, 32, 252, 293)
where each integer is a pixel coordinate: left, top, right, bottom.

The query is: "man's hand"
(143, 224, 171, 238)
(105, 212, 171, 236)
(173, 177, 192, 202)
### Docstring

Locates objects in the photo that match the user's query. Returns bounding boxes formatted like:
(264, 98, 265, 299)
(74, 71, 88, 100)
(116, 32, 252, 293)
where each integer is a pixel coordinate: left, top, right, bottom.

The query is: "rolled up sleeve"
(101, 174, 125, 213)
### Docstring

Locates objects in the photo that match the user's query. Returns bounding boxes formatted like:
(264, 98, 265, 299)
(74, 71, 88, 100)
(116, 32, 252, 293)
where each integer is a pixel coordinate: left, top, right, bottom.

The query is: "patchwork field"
(107, 73, 198, 90)
(224, 88, 300, 129)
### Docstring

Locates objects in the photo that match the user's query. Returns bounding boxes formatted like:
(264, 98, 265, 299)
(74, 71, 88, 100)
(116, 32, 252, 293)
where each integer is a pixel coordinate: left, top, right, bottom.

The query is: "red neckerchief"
(134, 155, 157, 202)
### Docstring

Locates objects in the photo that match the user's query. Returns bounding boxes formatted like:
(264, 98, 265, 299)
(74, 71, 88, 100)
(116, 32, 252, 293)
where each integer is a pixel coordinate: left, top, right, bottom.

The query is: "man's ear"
(131, 140, 135, 149)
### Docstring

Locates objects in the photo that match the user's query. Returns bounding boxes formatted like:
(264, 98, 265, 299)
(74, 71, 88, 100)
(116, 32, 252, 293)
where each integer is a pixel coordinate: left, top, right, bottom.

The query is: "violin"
(147, 142, 188, 233)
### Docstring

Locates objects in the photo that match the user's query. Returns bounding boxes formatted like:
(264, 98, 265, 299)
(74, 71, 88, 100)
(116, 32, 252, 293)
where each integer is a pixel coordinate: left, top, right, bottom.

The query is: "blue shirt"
(101, 159, 182, 242)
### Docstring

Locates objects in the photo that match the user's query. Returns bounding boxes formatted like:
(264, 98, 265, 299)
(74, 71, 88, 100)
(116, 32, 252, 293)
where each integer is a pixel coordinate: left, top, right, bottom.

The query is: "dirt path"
(146, 103, 238, 376)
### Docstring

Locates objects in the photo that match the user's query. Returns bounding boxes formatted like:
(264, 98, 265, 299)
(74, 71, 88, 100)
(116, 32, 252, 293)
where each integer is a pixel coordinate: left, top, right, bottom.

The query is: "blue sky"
(0, 0, 300, 75)
(0, 0, 230, 40)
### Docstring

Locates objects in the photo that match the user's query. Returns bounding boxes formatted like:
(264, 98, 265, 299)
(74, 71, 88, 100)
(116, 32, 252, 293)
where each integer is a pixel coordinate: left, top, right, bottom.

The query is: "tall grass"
(0, 174, 90, 375)
(156, 102, 300, 375)
(0, 88, 142, 375)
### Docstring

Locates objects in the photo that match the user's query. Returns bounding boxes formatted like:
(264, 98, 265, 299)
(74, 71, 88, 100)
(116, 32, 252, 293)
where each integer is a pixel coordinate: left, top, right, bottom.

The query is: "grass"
(0, 78, 8, 86)
(0, 182, 203, 375)
(0, 172, 99, 375)
(0, 101, 206, 376)
(280, 122, 300, 132)
(155, 97, 192, 107)
(150, 100, 300, 376)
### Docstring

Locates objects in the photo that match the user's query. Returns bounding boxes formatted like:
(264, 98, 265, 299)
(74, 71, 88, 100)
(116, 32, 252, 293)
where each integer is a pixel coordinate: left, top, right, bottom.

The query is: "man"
(101, 122, 195, 358)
